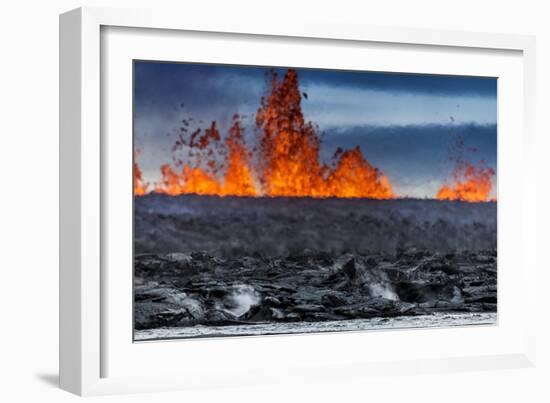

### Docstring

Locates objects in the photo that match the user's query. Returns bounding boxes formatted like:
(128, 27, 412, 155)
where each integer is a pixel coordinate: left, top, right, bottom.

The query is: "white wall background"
(0, 0, 548, 401)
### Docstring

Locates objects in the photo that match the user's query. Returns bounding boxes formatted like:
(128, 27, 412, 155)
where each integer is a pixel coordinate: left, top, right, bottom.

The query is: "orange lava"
(133, 159, 149, 196)
(144, 69, 394, 199)
(254, 70, 393, 199)
(436, 162, 495, 202)
(155, 163, 222, 196)
(325, 147, 394, 199)
(221, 116, 257, 196)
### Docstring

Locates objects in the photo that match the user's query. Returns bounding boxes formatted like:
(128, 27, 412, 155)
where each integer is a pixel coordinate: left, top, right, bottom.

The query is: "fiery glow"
(437, 161, 495, 202)
(255, 69, 326, 197)
(155, 164, 222, 196)
(154, 117, 256, 196)
(255, 70, 393, 199)
(221, 117, 257, 196)
(146, 69, 394, 199)
(325, 147, 394, 199)
(133, 159, 149, 196)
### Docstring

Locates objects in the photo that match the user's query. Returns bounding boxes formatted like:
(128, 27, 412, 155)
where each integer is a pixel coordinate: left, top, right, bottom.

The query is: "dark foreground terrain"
(134, 195, 497, 338)
(134, 249, 497, 331)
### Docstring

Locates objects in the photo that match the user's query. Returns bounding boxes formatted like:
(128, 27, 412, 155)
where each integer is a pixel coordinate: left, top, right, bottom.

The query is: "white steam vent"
(368, 283, 399, 301)
(227, 284, 260, 318)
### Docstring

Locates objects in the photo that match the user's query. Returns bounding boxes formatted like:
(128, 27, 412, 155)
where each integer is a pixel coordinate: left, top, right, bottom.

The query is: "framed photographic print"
(132, 61, 499, 341)
(60, 6, 537, 396)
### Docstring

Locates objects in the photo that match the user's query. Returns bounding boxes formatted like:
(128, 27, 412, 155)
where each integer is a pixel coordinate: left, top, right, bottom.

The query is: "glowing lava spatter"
(133, 157, 149, 196)
(436, 161, 495, 202)
(436, 134, 496, 202)
(255, 70, 394, 199)
(140, 69, 394, 198)
(221, 115, 257, 196)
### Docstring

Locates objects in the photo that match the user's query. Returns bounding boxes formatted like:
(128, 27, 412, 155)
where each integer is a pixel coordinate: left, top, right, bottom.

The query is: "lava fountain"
(436, 161, 495, 202)
(134, 158, 149, 196)
(143, 69, 394, 199)
(436, 135, 496, 202)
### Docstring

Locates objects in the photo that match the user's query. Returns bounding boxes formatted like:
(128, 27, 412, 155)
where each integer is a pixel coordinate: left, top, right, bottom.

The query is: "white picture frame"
(59, 6, 537, 396)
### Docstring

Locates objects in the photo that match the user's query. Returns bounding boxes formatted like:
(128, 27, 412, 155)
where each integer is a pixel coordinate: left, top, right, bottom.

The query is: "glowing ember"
(145, 68, 394, 199)
(436, 162, 495, 202)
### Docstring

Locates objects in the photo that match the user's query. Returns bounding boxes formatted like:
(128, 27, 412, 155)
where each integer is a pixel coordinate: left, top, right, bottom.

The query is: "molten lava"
(154, 116, 256, 196)
(436, 132, 496, 202)
(255, 70, 393, 198)
(325, 147, 393, 199)
(255, 69, 326, 197)
(147, 68, 394, 199)
(436, 162, 495, 202)
(133, 160, 148, 196)
(221, 117, 257, 196)
(156, 163, 222, 196)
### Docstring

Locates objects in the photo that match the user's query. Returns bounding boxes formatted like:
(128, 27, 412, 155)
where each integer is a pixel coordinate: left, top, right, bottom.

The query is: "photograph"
(132, 61, 497, 341)
(0, 0, 543, 399)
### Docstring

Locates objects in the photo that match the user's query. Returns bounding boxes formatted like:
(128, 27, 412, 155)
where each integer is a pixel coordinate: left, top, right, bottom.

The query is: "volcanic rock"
(134, 249, 497, 330)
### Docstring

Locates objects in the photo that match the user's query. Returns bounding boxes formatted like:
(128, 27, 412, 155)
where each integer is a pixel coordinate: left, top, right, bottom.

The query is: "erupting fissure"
(436, 162, 495, 202)
(134, 156, 149, 196)
(436, 136, 496, 202)
(142, 69, 394, 199)
(134, 69, 495, 201)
